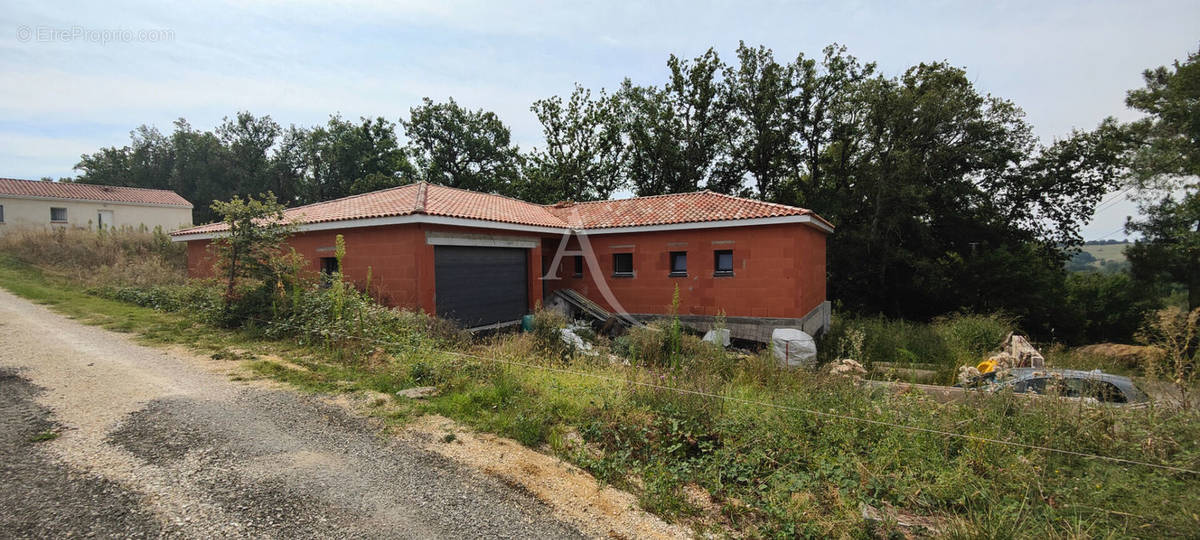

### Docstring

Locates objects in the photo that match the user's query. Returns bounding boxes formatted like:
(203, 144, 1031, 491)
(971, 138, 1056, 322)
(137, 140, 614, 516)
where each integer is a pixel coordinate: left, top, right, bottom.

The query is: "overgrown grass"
(819, 313, 1014, 384)
(2, 232, 1199, 537)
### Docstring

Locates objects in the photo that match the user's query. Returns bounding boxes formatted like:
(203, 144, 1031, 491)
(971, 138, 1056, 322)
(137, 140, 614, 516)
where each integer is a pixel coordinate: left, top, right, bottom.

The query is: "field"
(1, 228, 1198, 537)
(1080, 242, 1129, 265)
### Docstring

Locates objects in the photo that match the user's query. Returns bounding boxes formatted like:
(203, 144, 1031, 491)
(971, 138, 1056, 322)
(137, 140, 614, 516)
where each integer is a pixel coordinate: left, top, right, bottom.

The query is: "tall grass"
(0, 226, 185, 286)
(2, 227, 1198, 537)
(819, 313, 1014, 383)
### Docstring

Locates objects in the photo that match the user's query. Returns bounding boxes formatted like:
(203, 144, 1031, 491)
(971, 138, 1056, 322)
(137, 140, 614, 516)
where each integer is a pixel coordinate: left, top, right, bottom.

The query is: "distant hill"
(1067, 241, 1130, 272)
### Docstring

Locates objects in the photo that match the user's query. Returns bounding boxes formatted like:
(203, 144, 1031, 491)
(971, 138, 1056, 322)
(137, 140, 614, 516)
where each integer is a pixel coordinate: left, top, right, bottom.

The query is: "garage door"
(434, 246, 529, 328)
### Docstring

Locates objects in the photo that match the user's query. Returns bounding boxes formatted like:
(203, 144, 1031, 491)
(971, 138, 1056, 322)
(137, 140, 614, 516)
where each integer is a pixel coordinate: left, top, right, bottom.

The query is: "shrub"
(819, 314, 1013, 383)
(1138, 307, 1200, 409)
(624, 321, 722, 370)
(530, 308, 569, 356)
(1062, 271, 1163, 344)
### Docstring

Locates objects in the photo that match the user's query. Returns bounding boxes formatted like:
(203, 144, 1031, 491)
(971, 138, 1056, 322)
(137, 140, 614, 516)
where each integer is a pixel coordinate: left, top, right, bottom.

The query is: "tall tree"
(1122, 48, 1200, 309)
(169, 119, 232, 224)
(722, 42, 791, 199)
(293, 115, 416, 204)
(524, 85, 626, 203)
(217, 111, 281, 196)
(779, 44, 875, 209)
(403, 97, 521, 194)
(621, 49, 733, 195)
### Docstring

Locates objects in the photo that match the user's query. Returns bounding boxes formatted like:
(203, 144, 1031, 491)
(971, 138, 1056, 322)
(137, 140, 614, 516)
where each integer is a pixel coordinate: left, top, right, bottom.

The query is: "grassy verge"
(2, 255, 1198, 537)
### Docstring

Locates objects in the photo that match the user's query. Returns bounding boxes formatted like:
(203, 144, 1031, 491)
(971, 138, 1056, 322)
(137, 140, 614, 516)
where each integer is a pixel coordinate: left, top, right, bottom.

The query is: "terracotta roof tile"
(548, 190, 819, 229)
(0, 178, 192, 207)
(423, 184, 566, 227)
(172, 182, 831, 236)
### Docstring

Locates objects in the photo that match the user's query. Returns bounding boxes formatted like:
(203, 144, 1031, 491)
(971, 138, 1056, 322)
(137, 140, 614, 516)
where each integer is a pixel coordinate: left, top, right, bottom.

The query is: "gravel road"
(0, 287, 586, 539)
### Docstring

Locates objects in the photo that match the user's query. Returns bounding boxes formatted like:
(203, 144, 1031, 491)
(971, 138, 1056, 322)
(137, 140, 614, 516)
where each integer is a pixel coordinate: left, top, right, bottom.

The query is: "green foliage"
(523, 85, 626, 203)
(529, 308, 569, 357)
(819, 314, 1013, 383)
(402, 97, 522, 194)
(1127, 190, 1200, 310)
(620, 48, 734, 196)
(3, 249, 1199, 538)
(1061, 272, 1163, 344)
(1119, 48, 1200, 311)
(1138, 307, 1200, 409)
(288, 115, 418, 204)
(208, 192, 295, 321)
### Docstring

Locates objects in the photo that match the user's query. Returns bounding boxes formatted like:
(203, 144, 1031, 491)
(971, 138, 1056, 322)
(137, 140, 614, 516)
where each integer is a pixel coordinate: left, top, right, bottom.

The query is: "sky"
(2, 0, 1197, 240)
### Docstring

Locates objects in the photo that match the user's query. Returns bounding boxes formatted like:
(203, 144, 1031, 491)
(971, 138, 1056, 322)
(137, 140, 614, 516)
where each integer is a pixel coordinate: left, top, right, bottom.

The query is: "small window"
(714, 250, 734, 276)
(50, 207, 68, 222)
(319, 257, 339, 275)
(319, 257, 338, 287)
(572, 255, 584, 278)
(669, 251, 687, 276)
(0, 204, 5, 223)
(612, 253, 634, 277)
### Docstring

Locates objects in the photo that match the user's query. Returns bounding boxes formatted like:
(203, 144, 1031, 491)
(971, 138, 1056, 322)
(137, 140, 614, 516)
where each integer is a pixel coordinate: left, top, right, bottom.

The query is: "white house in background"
(0, 177, 193, 233)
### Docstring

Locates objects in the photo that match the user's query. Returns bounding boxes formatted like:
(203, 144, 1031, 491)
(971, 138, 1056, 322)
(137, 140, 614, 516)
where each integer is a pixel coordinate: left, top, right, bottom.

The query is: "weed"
(28, 430, 59, 443)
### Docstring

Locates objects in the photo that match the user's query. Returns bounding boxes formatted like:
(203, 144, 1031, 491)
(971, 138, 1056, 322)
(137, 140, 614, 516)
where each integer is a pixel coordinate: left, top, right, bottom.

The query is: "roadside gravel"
(0, 288, 586, 539)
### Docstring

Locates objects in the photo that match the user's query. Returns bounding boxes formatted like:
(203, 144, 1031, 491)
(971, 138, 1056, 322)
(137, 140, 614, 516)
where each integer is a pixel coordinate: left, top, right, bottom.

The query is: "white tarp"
(703, 328, 731, 347)
(772, 328, 817, 369)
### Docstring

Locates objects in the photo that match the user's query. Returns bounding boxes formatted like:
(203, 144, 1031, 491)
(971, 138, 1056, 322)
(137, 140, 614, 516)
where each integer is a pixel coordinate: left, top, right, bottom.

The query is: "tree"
(169, 119, 233, 223)
(208, 193, 294, 314)
(779, 45, 875, 208)
(722, 42, 791, 199)
(621, 49, 734, 195)
(1121, 48, 1200, 310)
(403, 97, 522, 194)
(1063, 271, 1162, 344)
(524, 85, 626, 203)
(217, 111, 281, 196)
(293, 115, 416, 204)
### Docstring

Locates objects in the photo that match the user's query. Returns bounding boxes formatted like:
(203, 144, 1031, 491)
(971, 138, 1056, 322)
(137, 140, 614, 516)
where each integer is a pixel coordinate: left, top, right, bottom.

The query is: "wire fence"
(245, 316, 1200, 476)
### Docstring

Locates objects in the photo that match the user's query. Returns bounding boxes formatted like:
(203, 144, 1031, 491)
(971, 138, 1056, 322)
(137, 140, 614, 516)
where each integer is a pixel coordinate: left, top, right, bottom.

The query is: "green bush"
(530, 308, 569, 357)
(624, 321, 722, 369)
(819, 314, 1014, 383)
(1062, 271, 1163, 344)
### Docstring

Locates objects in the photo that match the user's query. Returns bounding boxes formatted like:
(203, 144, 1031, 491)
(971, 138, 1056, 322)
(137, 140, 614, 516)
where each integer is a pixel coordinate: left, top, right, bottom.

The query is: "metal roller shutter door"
(434, 246, 528, 328)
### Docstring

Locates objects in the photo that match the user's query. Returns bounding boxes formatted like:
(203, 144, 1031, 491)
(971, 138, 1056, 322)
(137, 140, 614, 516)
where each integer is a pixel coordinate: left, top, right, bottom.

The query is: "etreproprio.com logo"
(16, 25, 175, 44)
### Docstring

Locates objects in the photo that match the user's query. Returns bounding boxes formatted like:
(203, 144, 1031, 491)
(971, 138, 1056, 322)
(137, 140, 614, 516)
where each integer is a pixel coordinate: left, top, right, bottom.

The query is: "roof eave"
(171, 212, 833, 242)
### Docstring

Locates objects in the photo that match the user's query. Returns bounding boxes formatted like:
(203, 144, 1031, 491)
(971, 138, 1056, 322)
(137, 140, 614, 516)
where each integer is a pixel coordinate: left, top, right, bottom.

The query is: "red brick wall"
(540, 223, 826, 319)
(183, 221, 825, 320)
(183, 223, 544, 316)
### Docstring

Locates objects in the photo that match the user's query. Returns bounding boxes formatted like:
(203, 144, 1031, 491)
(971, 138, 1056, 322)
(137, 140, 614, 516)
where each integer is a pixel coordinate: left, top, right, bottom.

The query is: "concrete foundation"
(631, 301, 831, 343)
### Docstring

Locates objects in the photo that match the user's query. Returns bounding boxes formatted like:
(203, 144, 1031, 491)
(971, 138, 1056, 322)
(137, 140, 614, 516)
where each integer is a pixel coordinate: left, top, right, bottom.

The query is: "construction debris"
(997, 333, 1045, 368)
(829, 359, 867, 378)
(702, 328, 731, 347)
(771, 328, 817, 368)
(559, 326, 595, 353)
(959, 333, 1045, 387)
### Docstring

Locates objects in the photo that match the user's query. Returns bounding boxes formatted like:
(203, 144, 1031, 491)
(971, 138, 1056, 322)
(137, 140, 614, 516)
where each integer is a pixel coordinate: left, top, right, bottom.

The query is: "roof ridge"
(0, 177, 185, 196)
(704, 190, 813, 213)
(545, 189, 714, 208)
(413, 181, 428, 213)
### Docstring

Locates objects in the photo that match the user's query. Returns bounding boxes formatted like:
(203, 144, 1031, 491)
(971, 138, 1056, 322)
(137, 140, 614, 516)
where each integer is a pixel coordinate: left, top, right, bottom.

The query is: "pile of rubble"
(958, 333, 1045, 386)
